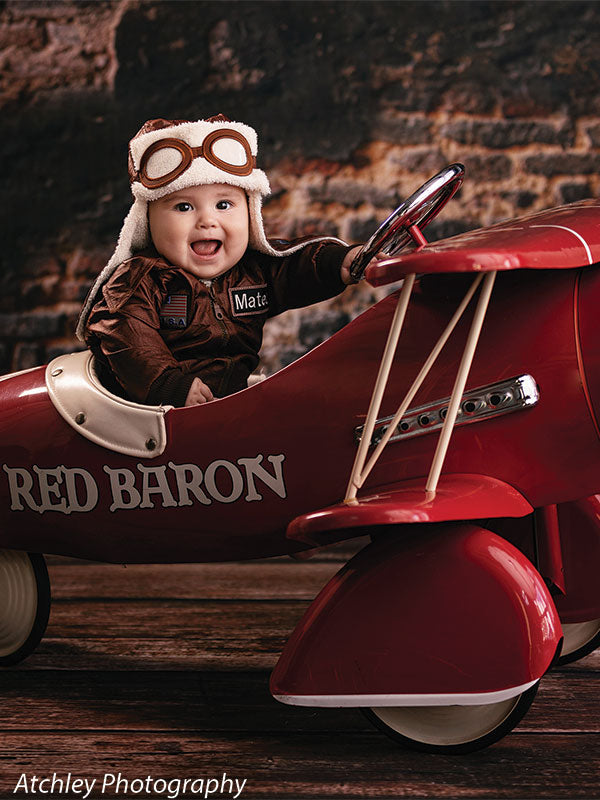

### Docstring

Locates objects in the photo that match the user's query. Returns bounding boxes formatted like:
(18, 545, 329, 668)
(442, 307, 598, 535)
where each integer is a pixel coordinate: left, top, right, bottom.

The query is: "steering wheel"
(349, 163, 465, 281)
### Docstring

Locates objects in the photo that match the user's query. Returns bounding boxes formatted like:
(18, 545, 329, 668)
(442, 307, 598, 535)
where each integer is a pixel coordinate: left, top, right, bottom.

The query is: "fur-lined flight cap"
(76, 114, 346, 340)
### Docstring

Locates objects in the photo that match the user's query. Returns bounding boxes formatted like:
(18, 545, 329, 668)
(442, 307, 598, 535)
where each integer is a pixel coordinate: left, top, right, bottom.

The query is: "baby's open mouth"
(191, 240, 222, 256)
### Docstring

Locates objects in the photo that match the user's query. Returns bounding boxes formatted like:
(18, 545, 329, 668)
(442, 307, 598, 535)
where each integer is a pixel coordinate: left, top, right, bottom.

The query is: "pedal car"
(2, 164, 600, 754)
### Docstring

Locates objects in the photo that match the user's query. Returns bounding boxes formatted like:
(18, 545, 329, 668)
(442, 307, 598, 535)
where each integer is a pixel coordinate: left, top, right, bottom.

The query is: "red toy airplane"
(2, 165, 600, 753)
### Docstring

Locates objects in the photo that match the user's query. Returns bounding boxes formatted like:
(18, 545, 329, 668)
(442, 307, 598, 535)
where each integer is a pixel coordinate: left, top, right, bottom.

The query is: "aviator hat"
(77, 114, 346, 340)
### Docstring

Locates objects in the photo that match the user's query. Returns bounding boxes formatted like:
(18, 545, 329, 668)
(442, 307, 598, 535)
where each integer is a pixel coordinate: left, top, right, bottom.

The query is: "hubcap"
(0, 551, 38, 658)
(561, 619, 600, 657)
(370, 697, 520, 746)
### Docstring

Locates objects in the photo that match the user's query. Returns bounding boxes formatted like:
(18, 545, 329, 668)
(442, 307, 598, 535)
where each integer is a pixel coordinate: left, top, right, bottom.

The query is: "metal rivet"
(51, 368, 63, 377)
(145, 438, 156, 451)
(75, 412, 86, 425)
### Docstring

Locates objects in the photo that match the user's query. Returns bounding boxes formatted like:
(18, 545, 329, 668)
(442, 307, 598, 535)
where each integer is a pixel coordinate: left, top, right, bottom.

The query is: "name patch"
(160, 293, 188, 328)
(229, 285, 269, 317)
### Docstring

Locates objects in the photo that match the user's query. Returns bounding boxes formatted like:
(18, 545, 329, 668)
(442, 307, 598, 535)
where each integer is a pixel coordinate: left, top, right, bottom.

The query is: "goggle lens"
(144, 144, 186, 182)
(209, 136, 249, 170)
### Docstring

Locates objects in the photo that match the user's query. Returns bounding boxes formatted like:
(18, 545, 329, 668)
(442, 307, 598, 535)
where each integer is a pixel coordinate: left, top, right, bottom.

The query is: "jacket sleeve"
(264, 241, 354, 316)
(85, 265, 195, 406)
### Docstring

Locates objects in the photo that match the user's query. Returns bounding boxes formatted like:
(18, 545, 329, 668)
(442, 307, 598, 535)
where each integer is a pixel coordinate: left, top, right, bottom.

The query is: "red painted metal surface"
(2, 260, 600, 563)
(534, 505, 566, 595)
(287, 474, 533, 546)
(3, 198, 600, 724)
(576, 267, 600, 438)
(270, 525, 562, 698)
(367, 201, 600, 285)
(554, 496, 600, 623)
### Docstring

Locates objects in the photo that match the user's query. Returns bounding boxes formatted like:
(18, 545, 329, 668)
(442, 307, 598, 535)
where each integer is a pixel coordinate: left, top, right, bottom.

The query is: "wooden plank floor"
(1, 538, 599, 800)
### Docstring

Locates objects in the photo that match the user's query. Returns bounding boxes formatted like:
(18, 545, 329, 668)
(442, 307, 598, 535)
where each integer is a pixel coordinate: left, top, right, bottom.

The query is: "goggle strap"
(136, 129, 256, 188)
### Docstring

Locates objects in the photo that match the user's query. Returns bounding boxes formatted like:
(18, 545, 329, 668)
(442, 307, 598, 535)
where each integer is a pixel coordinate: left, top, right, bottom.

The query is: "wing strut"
(345, 223, 497, 502)
(425, 270, 496, 492)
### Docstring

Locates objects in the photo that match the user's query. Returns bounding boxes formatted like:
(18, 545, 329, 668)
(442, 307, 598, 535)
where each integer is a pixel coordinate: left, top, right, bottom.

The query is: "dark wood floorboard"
(1, 549, 599, 799)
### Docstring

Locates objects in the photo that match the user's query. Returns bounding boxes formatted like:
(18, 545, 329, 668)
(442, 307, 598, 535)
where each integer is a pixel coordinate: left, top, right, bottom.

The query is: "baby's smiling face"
(148, 183, 249, 280)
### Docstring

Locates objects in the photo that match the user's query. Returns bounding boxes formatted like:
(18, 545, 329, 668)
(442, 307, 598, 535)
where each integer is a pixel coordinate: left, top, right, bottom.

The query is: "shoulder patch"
(159, 293, 188, 328)
(229, 284, 270, 317)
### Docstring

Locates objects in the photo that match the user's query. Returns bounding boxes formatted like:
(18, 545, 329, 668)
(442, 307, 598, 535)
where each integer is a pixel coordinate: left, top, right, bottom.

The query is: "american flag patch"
(159, 293, 188, 328)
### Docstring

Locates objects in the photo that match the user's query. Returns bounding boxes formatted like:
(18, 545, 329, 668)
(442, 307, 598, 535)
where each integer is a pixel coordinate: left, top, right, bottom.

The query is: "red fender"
(271, 524, 561, 707)
(554, 495, 600, 623)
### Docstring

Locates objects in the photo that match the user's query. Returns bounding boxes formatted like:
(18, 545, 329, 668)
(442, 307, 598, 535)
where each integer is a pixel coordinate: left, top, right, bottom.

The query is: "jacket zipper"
(207, 283, 229, 342)
(207, 282, 234, 394)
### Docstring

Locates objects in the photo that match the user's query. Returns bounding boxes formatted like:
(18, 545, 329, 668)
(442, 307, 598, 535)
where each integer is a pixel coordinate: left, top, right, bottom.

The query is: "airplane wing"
(367, 200, 600, 285)
(287, 474, 533, 546)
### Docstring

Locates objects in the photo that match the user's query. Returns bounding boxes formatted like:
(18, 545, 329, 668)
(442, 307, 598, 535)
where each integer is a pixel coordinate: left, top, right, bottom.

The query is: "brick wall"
(2, 0, 600, 376)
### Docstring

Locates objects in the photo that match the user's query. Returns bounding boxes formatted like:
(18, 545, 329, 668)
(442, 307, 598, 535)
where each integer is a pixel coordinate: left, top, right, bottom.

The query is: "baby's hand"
(185, 377, 214, 406)
(340, 245, 384, 285)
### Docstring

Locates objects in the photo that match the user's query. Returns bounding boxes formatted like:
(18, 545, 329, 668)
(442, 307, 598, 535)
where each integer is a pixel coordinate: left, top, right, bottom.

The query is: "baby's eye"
(174, 202, 193, 212)
(216, 200, 233, 210)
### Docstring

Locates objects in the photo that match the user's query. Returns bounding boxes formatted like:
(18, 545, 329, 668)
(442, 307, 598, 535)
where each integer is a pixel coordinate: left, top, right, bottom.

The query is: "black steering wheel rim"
(350, 163, 465, 281)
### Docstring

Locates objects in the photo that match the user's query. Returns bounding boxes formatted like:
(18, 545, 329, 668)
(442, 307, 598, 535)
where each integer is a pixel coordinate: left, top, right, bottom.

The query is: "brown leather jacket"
(84, 240, 352, 406)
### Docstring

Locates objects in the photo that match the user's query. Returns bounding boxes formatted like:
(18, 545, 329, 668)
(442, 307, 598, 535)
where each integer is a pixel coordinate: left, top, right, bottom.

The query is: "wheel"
(558, 619, 600, 665)
(363, 683, 539, 754)
(349, 163, 465, 280)
(0, 550, 51, 666)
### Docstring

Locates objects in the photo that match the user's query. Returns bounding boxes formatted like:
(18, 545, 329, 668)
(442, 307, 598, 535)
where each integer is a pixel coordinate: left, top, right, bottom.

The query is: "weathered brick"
(58, 280, 91, 303)
(586, 123, 600, 148)
(64, 310, 83, 336)
(0, 342, 9, 374)
(349, 216, 378, 243)
(278, 345, 309, 370)
(299, 310, 350, 351)
(500, 190, 538, 210)
(500, 85, 564, 120)
(441, 119, 573, 149)
(46, 341, 86, 362)
(21, 276, 61, 307)
(4, 0, 600, 379)
(309, 181, 397, 209)
(67, 248, 110, 277)
(556, 181, 592, 204)
(6, 2, 80, 21)
(289, 218, 341, 239)
(0, 19, 45, 50)
(439, 83, 497, 116)
(12, 342, 43, 371)
(374, 115, 433, 146)
(391, 149, 447, 174)
(525, 153, 600, 176)
(379, 83, 441, 114)
(0, 311, 65, 339)
(425, 218, 478, 243)
(463, 154, 513, 181)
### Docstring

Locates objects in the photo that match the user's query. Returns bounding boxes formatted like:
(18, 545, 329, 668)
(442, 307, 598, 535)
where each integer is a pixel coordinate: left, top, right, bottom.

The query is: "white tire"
(0, 550, 50, 666)
(558, 618, 600, 665)
(364, 683, 538, 753)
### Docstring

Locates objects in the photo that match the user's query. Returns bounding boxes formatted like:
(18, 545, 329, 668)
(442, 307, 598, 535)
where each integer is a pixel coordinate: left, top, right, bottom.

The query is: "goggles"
(135, 128, 257, 189)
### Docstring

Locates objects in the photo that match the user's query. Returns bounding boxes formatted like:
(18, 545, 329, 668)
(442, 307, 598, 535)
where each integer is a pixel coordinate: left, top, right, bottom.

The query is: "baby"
(77, 115, 365, 407)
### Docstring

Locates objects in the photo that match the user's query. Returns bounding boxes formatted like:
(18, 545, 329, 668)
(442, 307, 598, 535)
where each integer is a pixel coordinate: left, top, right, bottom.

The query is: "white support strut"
(358, 272, 484, 489)
(425, 270, 497, 494)
(345, 273, 416, 503)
